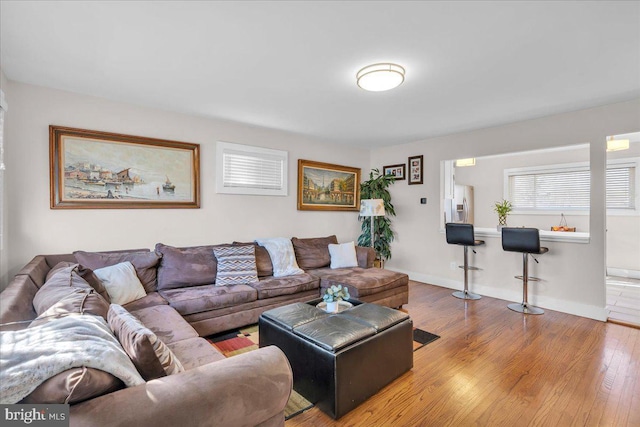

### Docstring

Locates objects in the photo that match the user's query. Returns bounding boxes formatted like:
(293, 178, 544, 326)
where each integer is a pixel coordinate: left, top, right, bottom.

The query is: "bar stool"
(445, 223, 485, 300)
(501, 227, 549, 315)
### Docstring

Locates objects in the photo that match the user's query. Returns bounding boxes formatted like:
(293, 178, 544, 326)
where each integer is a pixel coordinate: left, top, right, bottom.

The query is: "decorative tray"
(316, 301, 353, 313)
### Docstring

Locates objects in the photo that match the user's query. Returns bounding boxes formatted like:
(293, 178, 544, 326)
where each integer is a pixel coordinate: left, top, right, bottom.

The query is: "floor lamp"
(359, 199, 386, 260)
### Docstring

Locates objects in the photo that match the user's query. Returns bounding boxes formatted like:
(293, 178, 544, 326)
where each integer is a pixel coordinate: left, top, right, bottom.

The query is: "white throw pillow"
(255, 237, 304, 277)
(328, 241, 359, 269)
(93, 262, 147, 305)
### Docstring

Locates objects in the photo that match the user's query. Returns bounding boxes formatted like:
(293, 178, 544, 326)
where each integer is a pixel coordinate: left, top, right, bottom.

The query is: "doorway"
(605, 132, 640, 327)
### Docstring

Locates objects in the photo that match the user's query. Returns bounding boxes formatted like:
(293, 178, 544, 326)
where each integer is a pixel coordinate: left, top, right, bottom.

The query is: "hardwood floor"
(286, 281, 640, 426)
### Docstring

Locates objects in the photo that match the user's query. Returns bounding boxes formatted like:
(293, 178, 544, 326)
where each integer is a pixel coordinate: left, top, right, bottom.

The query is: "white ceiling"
(1, 1, 639, 148)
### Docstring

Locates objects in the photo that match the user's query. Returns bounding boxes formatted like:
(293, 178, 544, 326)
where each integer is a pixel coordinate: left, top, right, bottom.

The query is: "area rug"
(206, 324, 440, 419)
(413, 328, 440, 351)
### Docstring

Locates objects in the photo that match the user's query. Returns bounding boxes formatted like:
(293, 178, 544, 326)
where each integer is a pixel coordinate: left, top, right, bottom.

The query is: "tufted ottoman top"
(261, 301, 410, 352)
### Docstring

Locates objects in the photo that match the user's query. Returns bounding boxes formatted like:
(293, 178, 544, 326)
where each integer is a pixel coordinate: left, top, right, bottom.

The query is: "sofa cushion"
(248, 273, 319, 299)
(74, 250, 162, 294)
(312, 267, 409, 298)
(32, 266, 109, 320)
(233, 242, 273, 277)
(20, 367, 124, 405)
(108, 304, 185, 381)
(291, 235, 338, 269)
(122, 292, 168, 312)
(159, 284, 258, 316)
(328, 241, 359, 269)
(29, 291, 110, 328)
(166, 337, 225, 370)
(0, 275, 39, 329)
(213, 245, 259, 286)
(93, 262, 147, 305)
(129, 305, 199, 344)
(155, 243, 220, 290)
(46, 262, 110, 302)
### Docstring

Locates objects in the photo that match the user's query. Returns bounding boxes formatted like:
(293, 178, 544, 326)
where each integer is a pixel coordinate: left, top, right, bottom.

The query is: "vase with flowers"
(322, 284, 351, 313)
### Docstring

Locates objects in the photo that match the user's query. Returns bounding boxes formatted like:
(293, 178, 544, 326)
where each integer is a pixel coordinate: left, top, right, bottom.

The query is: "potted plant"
(493, 199, 513, 229)
(322, 284, 351, 313)
(358, 169, 396, 264)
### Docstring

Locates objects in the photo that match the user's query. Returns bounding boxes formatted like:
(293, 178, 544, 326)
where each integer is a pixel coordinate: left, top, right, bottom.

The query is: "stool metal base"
(453, 290, 482, 300)
(508, 302, 544, 315)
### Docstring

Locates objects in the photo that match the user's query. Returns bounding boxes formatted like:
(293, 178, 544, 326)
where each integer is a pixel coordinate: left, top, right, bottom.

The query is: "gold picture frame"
(297, 159, 361, 211)
(50, 126, 200, 209)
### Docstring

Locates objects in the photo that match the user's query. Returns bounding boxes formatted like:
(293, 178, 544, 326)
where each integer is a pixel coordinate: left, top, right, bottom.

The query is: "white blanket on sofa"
(0, 315, 145, 404)
(255, 237, 305, 277)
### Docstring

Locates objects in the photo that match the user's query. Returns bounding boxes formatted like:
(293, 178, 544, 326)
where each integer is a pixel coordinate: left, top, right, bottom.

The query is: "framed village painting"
(49, 126, 200, 209)
(297, 159, 360, 211)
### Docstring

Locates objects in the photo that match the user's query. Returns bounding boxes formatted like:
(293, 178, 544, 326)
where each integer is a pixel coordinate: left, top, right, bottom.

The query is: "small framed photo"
(408, 155, 423, 185)
(383, 163, 406, 181)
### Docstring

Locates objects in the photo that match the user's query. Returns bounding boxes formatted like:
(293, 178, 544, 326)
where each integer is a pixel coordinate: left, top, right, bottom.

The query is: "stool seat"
(501, 227, 548, 315)
(446, 223, 483, 300)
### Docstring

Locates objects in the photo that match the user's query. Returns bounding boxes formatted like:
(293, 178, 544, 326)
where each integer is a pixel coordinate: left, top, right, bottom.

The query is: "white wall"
(372, 99, 640, 321)
(1, 80, 370, 288)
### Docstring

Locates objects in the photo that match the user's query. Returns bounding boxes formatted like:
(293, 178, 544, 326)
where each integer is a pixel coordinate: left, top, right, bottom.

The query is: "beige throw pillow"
(328, 241, 359, 269)
(107, 304, 184, 381)
(93, 262, 147, 305)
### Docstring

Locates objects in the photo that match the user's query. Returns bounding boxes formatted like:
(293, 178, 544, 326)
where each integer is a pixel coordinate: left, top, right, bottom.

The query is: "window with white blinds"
(506, 159, 637, 212)
(216, 141, 288, 196)
(606, 164, 635, 209)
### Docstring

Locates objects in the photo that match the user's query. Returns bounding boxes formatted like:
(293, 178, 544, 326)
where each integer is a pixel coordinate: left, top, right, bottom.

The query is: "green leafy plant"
(323, 284, 351, 303)
(358, 168, 396, 261)
(493, 199, 513, 226)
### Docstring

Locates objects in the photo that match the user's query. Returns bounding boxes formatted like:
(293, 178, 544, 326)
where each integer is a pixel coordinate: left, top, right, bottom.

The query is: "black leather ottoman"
(259, 301, 413, 419)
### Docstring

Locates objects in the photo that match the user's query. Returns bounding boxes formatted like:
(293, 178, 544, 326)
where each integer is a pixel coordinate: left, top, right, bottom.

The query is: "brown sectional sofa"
(0, 236, 409, 426)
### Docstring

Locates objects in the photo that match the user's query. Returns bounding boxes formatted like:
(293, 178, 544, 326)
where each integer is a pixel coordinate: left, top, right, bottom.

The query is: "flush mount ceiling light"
(356, 63, 405, 92)
(455, 158, 476, 167)
(606, 136, 630, 152)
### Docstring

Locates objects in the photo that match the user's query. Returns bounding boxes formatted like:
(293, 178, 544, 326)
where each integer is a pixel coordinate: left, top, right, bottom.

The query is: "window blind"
(509, 168, 591, 211)
(507, 162, 636, 211)
(606, 166, 635, 209)
(216, 141, 288, 196)
(222, 151, 284, 190)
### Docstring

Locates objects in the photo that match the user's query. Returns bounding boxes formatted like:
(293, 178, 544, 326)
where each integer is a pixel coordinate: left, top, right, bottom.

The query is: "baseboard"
(606, 267, 640, 280)
(388, 267, 609, 322)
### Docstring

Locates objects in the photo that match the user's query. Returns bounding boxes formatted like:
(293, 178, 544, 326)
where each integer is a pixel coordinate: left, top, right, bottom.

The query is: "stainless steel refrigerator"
(444, 184, 474, 224)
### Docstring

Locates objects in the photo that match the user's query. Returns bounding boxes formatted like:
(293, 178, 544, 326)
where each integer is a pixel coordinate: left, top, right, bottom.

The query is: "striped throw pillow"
(213, 245, 259, 286)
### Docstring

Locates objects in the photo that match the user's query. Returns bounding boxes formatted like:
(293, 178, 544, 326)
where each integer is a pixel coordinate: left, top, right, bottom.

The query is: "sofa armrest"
(70, 346, 293, 427)
(356, 246, 376, 268)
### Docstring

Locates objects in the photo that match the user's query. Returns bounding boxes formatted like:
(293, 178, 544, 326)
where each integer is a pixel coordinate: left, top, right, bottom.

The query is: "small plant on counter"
(493, 199, 513, 227)
(323, 284, 351, 303)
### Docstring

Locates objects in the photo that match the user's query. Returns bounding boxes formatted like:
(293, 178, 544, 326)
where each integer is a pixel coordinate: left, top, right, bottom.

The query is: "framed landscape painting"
(297, 159, 361, 211)
(49, 126, 200, 209)
(383, 163, 406, 181)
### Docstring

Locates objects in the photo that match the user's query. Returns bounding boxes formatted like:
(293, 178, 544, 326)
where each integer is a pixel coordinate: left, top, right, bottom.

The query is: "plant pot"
(326, 301, 338, 313)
